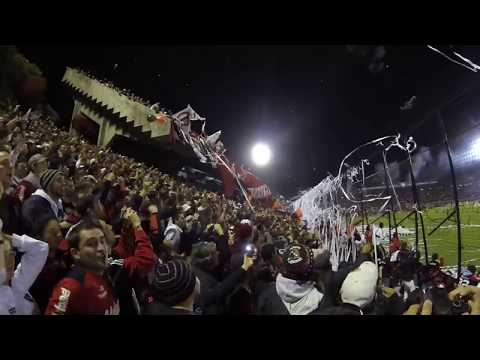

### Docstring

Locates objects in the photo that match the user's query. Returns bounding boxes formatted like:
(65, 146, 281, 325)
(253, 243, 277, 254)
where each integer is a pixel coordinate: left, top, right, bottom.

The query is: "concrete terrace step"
(62, 67, 171, 139)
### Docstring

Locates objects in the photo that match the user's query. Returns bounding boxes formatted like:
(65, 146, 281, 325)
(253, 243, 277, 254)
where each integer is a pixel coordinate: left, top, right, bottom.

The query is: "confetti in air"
(400, 96, 417, 111)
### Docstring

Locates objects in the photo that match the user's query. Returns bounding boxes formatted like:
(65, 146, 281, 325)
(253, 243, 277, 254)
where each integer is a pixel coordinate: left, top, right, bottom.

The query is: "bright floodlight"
(471, 138, 480, 159)
(251, 143, 271, 166)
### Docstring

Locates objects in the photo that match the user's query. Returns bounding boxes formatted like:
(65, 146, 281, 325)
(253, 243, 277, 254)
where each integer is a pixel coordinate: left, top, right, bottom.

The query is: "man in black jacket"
(191, 241, 254, 315)
(395, 241, 418, 297)
(22, 169, 66, 237)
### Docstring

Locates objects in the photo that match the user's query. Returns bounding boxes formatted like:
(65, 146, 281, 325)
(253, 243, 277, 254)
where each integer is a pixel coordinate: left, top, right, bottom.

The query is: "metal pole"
(392, 210, 398, 236)
(427, 210, 456, 236)
(360, 188, 365, 232)
(361, 160, 366, 232)
(387, 210, 392, 244)
(407, 148, 428, 263)
(382, 152, 393, 243)
(438, 111, 462, 281)
(419, 212, 429, 266)
(414, 210, 419, 254)
(396, 210, 416, 227)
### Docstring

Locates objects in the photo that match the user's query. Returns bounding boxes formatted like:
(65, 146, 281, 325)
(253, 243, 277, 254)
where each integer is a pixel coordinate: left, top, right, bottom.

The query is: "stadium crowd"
(0, 105, 480, 316)
(75, 68, 171, 114)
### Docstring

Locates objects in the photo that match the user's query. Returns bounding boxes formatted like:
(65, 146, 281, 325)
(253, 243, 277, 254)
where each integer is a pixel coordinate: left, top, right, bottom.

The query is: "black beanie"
(149, 260, 196, 306)
(40, 169, 64, 191)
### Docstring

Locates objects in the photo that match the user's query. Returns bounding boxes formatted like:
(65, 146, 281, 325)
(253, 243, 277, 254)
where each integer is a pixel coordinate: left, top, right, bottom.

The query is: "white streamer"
(427, 45, 478, 73)
(293, 133, 417, 271)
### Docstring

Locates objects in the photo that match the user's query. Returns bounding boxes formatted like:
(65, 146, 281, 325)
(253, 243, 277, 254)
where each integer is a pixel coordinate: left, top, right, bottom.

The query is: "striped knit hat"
(40, 169, 64, 191)
(149, 260, 196, 306)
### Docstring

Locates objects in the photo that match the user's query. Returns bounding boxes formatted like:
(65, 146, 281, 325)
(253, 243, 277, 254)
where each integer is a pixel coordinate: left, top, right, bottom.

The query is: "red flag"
(237, 165, 272, 200)
(217, 156, 236, 198)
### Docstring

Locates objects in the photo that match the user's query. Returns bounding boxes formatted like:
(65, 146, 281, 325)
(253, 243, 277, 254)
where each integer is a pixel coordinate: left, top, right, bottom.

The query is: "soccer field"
(372, 203, 480, 267)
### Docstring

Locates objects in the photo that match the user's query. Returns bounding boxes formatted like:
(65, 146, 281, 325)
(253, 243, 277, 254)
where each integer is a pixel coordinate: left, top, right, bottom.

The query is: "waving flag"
(217, 156, 237, 198)
(237, 165, 272, 200)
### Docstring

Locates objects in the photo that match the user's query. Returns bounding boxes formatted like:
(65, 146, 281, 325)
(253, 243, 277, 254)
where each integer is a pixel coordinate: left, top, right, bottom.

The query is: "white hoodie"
(0, 234, 49, 315)
(276, 273, 324, 315)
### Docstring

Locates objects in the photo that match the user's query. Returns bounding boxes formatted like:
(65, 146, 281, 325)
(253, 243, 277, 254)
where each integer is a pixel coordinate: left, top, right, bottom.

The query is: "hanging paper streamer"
(292, 134, 417, 271)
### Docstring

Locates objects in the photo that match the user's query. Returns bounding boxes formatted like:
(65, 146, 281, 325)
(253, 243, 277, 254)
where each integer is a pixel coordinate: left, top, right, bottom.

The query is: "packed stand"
(0, 106, 479, 315)
(75, 68, 173, 113)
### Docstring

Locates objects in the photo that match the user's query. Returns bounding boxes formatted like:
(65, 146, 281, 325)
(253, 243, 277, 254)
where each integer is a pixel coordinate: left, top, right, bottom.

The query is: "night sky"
(17, 45, 480, 197)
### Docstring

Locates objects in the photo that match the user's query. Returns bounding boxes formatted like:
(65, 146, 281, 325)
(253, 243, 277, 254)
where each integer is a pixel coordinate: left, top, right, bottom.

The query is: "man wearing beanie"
(256, 244, 325, 315)
(22, 169, 66, 237)
(144, 260, 200, 315)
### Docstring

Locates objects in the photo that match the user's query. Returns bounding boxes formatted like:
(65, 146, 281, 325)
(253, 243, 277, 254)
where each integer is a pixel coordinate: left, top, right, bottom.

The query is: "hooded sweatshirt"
(275, 273, 323, 315)
(0, 234, 49, 315)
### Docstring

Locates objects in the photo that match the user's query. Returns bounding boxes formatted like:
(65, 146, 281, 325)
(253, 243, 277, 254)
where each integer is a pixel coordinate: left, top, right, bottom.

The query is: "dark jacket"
(313, 303, 363, 315)
(143, 301, 194, 315)
(397, 250, 417, 281)
(29, 248, 70, 314)
(255, 282, 290, 315)
(179, 222, 202, 256)
(225, 285, 254, 315)
(192, 264, 246, 315)
(22, 192, 59, 237)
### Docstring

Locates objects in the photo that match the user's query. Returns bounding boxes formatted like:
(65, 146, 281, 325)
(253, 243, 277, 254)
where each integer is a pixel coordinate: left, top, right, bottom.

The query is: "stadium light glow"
(471, 138, 480, 160)
(251, 143, 271, 166)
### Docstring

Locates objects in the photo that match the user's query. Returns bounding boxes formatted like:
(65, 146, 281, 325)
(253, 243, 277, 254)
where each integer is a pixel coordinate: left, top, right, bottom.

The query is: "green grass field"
(371, 203, 480, 267)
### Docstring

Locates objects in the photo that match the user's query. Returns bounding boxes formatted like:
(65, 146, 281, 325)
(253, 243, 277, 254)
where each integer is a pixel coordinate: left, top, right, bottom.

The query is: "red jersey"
(45, 267, 119, 315)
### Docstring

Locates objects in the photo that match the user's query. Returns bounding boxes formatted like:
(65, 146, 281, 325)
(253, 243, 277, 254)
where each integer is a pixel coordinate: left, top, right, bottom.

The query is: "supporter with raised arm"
(190, 241, 254, 314)
(109, 207, 156, 314)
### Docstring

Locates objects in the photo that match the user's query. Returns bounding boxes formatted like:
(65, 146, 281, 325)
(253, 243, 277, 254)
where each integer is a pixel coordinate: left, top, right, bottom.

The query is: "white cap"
(340, 261, 378, 309)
